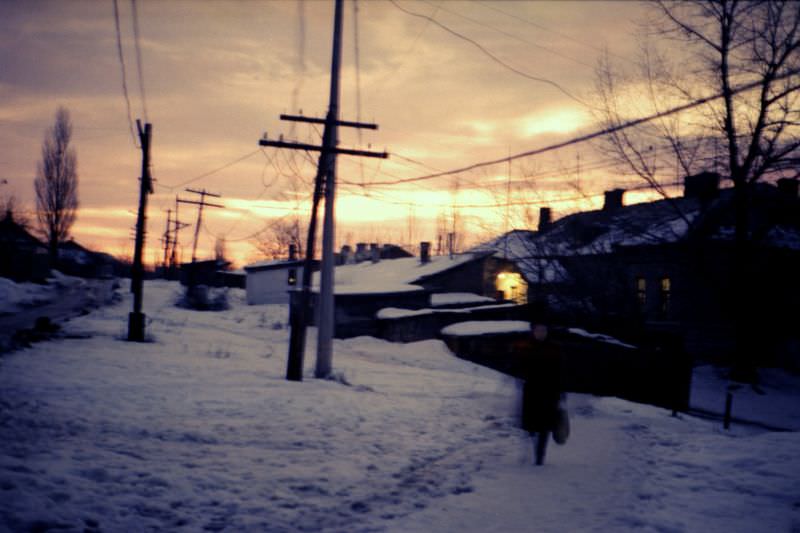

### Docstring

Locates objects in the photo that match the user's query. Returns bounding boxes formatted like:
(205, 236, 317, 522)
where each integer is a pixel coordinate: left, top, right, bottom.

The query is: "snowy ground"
(1, 279, 799, 532)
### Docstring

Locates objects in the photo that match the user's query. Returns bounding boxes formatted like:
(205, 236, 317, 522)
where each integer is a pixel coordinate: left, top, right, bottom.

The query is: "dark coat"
(520, 339, 563, 433)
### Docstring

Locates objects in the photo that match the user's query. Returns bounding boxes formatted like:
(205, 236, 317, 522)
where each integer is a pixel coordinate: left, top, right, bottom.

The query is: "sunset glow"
(0, 1, 661, 267)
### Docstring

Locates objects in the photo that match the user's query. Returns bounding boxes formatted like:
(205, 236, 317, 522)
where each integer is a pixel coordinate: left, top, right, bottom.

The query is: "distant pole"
(178, 189, 223, 264)
(315, 0, 345, 379)
(162, 208, 172, 272)
(128, 120, 153, 342)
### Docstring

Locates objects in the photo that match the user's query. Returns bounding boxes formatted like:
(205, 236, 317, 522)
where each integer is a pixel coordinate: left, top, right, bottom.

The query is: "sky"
(0, 0, 657, 267)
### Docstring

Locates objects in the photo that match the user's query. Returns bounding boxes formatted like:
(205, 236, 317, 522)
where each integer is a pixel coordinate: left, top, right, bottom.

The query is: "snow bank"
(430, 292, 495, 307)
(567, 327, 636, 349)
(441, 320, 531, 336)
(0, 277, 53, 313)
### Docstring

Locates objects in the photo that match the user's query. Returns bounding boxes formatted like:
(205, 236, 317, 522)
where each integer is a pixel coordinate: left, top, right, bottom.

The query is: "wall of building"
(246, 266, 303, 305)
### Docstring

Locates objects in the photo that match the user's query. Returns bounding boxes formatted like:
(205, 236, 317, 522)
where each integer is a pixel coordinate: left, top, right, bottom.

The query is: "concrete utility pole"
(178, 188, 223, 263)
(128, 120, 153, 342)
(259, 0, 387, 381)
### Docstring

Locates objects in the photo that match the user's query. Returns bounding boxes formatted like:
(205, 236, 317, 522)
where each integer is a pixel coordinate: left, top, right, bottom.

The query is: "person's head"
(532, 323, 548, 342)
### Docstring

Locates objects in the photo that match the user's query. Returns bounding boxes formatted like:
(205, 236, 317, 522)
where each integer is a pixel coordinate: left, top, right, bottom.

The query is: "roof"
(472, 182, 800, 282)
(244, 259, 307, 272)
(311, 253, 486, 295)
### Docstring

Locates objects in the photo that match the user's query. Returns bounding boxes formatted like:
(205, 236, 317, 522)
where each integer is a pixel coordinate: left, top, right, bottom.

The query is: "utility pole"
(169, 195, 190, 273)
(161, 208, 172, 272)
(259, 0, 387, 381)
(128, 120, 153, 342)
(178, 188, 223, 263)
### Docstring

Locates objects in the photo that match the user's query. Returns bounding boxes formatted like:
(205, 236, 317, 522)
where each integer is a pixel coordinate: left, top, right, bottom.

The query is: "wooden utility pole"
(259, 0, 387, 381)
(161, 208, 172, 272)
(178, 188, 223, 263)
(128, 120, 153, 342)
(169, 195, 190, 272)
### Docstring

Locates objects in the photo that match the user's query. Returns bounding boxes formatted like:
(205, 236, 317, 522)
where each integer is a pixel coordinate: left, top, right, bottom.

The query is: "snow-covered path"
(1, 280, 798, 532)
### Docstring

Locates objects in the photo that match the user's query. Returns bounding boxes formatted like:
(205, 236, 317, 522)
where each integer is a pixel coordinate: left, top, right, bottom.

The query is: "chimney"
(538, 207, 552, 232)
(355, 242, 367, 262)
(777, 178, 798, 199)
(370, 243, 380, 263)
(603, 189, 625, 212)
(447, 232, 455, 259)
(420, 241, 431, 263)
(340, 244, 351, 264)
(288, 244, 297, 261)
(684, 172, 720, 201)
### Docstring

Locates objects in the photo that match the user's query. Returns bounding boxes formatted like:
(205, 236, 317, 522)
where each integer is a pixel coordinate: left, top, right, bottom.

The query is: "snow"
(430, 293, 495, 307)
(375, 303, 516, 320)
(441, 320, 531, 336)
(0, 271, 86, 314)
(0, 278, 52, 313)
(375, 307, 436, 319)
(310, 254, 480, 294)
(1, 279, 799, 532)
(567, 327, 637, 349)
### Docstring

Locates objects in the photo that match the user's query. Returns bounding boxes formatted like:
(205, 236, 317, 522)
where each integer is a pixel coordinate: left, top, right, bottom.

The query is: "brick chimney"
(370, 243, 380, 263)
(340, 245, 351, 264)
(603, 189, 625, 212)
(420, 241, 431, 263)
(538, 207, 552, 231)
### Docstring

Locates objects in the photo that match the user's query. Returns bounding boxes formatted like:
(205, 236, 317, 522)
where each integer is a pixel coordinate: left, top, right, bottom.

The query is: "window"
(659, 277, 671, 316)
(288, 268, 297, 286)
(636, 277, 647, 309)
(496, 271, 528, 304)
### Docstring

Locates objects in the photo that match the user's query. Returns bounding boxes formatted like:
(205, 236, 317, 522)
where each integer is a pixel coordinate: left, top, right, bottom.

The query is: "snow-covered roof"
(472, 183, 800, 283)
(311, 253, 484, 295)
(244, 259, 305, 272)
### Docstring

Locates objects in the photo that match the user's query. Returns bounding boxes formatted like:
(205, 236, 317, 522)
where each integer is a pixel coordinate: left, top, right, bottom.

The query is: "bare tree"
(35, 107, 79, 263)
(251, 216, 304, 260)
(594, 0, 800, 380)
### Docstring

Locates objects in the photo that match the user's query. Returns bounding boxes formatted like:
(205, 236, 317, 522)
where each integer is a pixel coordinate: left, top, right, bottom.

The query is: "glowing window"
(636, 277, 647, 308)
(660, 277, 671, 315)
(496, 272, 528, 304)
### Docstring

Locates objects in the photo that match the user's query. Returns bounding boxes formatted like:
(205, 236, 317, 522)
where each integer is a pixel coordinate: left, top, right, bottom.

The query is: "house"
(0, 215, 49, 282)
(472, 174, 800, 365)
(302, 248, 514, 338)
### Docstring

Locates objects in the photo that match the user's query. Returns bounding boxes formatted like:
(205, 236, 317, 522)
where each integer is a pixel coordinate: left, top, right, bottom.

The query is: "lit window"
(496, 271, 528, 304)
(288, 268, 297, 286)
(636, 277, 647, 308)
(660, 277, 671, 315)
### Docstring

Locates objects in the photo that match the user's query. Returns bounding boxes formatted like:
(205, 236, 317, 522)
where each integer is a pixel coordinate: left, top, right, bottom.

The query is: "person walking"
(520, 323, 564, 466)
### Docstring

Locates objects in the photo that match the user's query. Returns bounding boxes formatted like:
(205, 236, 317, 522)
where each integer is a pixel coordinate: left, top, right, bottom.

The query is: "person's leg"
(535, 431, 549, 465)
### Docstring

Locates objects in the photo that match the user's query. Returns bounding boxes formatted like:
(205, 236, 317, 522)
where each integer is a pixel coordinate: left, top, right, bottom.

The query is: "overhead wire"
(420, 0, 595, 69)
(130, 0, 149, 122)
(154, 149, 262, 191)
(345, 69, 800, 187)
(388, 0, 588, 107)
(112, 0, 139, 148)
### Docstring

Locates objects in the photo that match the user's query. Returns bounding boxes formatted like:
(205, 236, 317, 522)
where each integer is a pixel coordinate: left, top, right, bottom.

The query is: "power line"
(131, 0, 148, 122)
(112, 0, 138, 148)
(420, 0, 595, 69)
(476, 0, 636, 66)
(351, 70, 800, 186)
(388, 0, 588, 107)
(155, 149, 262, 190)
